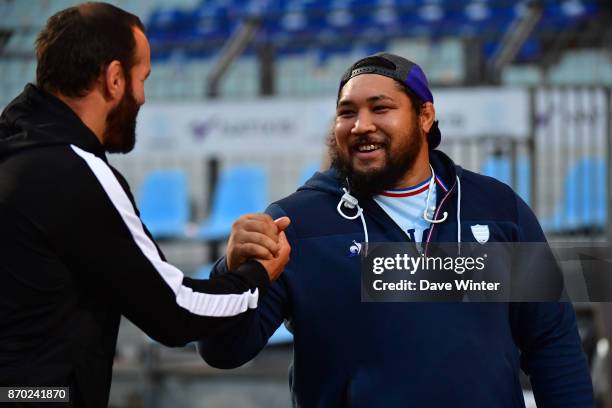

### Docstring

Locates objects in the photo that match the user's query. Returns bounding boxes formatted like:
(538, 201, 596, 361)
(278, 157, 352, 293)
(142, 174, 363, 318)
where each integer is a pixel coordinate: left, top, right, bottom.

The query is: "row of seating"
(147, 1, 598, 46)
(143, 38, 464, 99)
(138, 0, 598, 89)
(140, 157, 606, 243)
(541, 159, 606, 233)
(139, 163, 319, 241)
(0, 0, 185, 30)
(481, 156, 607, 233)
(502, 50, 612, 86)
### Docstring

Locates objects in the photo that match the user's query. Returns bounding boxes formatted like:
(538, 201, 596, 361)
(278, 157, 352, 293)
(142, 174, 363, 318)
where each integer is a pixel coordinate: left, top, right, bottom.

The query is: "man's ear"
(102, 60, 125, 102)
(420, 102, 436, 135)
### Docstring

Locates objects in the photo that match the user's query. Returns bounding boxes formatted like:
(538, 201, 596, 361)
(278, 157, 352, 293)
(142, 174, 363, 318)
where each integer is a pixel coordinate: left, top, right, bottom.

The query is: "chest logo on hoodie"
(349, 240, 362, 257)
(471, 224, 490, 244)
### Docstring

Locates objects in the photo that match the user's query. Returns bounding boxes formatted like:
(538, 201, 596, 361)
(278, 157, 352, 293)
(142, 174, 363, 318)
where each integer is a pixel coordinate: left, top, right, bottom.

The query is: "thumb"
(277, 230, 291, 257)
(274, 216, 291, 231)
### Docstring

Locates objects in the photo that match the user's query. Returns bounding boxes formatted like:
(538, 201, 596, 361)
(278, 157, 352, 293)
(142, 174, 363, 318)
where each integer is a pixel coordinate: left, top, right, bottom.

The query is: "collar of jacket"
(360, 149, 463, 245)
(429, 149, 461, 193)
(425, 149, 463, 246)
(2, 84, 108, 162)
(333, 149, 464, 244)
(32, 84, 108, 161)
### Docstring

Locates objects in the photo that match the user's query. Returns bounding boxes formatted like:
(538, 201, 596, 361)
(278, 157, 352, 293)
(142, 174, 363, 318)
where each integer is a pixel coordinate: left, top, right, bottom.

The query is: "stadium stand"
(481, 155, 531, 204)
(199, 165, 268, 240)
(298, 161, 322, 185)
(1, 0, 608, 104)
(138, 169, 190, 239)
(542, 158, 607, 233)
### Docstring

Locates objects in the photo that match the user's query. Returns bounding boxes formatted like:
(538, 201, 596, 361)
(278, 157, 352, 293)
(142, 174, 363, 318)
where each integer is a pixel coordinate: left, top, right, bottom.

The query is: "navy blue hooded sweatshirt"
(198, 150, 593, 407)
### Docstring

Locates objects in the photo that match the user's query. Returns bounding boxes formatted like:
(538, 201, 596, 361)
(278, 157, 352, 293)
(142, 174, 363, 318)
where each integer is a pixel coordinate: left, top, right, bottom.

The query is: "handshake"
(226, 214, 292, 281)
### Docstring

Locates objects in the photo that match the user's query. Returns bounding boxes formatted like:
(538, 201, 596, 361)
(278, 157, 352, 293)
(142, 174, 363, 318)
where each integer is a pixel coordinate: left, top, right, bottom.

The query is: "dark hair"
(337, 56, 424, 115)
(392, 81, 423, 116)
(35, 2, 145, 97)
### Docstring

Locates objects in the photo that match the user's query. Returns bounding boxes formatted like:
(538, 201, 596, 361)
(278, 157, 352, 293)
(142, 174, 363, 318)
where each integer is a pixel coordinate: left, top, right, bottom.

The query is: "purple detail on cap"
(405, 64, 434, 103)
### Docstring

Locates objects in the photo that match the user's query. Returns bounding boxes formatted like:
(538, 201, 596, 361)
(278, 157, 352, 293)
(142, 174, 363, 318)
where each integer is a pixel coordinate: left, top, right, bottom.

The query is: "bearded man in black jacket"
(0, 3, 291, 407)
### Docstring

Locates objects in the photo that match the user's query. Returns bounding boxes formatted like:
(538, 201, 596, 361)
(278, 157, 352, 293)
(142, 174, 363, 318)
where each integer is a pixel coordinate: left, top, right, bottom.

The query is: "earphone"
(423, 164, 448, 224)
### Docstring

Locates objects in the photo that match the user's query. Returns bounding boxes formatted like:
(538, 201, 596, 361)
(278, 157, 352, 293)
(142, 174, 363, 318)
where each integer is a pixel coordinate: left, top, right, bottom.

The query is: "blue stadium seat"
(193, 263, 293, 344)
(144, 0, 598, 66)
(542, 158, 606, 233)
(299, 161, 321, 186)
(199, 166, 267, 240)
(268, 324, 293, 345)
(138, 169, 190, 239)
(193, 263, 213, 280)
(481, 156, 531, 204)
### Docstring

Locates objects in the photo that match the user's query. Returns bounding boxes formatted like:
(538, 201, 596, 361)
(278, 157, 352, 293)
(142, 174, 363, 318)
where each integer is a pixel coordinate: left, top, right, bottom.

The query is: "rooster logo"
(349, 240, 362, 257)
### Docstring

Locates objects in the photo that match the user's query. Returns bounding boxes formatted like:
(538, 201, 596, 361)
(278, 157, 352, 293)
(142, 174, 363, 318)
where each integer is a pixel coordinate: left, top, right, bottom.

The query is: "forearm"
(131, 260, 271, 347)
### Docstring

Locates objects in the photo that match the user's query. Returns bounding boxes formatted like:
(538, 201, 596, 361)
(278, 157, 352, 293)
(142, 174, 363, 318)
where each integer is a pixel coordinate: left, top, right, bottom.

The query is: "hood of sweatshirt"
(0, 84, 106, 161)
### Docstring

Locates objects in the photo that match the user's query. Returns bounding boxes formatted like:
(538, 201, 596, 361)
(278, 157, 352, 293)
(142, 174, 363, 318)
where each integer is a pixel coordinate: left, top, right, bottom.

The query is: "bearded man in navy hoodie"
(198, 53, 594, 407)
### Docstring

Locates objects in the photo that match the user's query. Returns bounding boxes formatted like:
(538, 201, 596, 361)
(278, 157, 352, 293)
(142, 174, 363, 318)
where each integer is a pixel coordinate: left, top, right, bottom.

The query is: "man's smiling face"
(332, 74, 425, 196)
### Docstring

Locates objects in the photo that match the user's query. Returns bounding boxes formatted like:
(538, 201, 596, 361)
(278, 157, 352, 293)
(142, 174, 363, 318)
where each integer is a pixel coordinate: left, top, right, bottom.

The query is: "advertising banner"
(134, 88, 530, 155)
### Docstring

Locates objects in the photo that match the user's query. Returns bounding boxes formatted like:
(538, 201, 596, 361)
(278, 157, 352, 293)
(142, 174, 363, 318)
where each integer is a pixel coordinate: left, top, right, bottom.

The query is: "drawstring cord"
(423, 164, 448, 224)
(336, 171, 462, 254)
(337, 187, 369, 246)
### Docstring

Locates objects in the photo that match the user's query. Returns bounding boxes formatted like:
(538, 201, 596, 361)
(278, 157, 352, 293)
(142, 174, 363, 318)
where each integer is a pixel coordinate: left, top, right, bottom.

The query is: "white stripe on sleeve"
(70, 145, 259, 317)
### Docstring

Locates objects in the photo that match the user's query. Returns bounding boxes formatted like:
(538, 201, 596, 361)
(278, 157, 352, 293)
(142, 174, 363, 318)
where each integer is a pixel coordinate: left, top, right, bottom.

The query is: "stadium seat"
(542, 158, 606, 233)
(199, 166, 267, 241)
(268, 324, 293, 345)
(299, 161, 321, 186)
(481, 155, 531, 204)
(138, 169, 190, 239)
(193, 263, 213, 279)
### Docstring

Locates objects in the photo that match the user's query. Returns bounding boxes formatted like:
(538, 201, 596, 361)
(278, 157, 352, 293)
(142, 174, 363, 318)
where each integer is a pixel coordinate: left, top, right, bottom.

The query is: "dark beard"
(103, 84, 139, 153)
(329, 128, 423, 198)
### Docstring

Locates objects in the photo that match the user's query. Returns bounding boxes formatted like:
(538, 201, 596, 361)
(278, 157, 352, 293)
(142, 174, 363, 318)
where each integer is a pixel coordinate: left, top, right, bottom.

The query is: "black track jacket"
(0, 84, 269, 407)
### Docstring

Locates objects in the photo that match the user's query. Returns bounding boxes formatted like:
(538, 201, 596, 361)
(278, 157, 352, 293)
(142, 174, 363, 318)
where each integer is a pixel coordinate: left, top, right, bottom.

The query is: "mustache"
(348, 134, 389, 150)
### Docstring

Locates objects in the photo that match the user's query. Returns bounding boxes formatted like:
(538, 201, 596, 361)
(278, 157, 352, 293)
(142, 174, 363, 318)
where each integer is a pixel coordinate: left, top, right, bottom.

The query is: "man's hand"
(257, 227, 291, 281)
(226, 214, 291, 276)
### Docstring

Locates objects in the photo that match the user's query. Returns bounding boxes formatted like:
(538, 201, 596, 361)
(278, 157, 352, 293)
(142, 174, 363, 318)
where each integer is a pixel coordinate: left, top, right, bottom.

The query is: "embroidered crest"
(470, 224, 490, 244)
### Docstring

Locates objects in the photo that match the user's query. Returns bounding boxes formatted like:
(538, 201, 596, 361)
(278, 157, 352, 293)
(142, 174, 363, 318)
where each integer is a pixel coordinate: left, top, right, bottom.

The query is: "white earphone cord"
(423, 164, 448, 224)
(337, 187, 369, 245)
